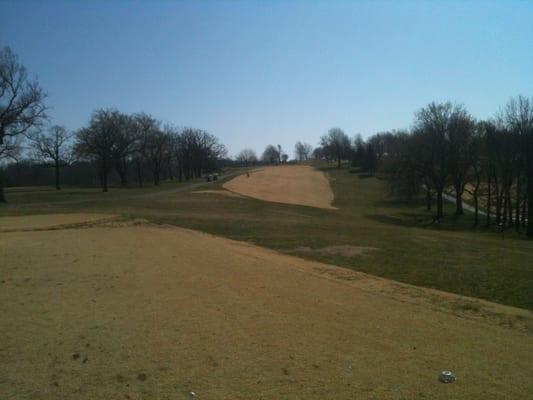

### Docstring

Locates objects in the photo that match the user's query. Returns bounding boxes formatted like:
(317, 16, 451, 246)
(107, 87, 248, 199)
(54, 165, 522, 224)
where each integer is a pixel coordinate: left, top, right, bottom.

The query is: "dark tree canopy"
(75, 109, 124, 192)
(261, 145, 280, 164)
(320, 128, 351, 168)
(235, 148, 258, 165)
(294, 141, 313, 161)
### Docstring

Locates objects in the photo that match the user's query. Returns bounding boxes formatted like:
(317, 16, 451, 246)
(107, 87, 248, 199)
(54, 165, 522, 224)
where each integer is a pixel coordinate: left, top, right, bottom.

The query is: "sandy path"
(223, 165, 336, 209)
(1, 217, 532, 399)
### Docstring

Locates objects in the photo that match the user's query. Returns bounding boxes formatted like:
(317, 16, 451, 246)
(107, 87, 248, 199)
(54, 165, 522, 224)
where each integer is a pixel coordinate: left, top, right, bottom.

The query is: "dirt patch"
(223, 165, 336, 209)
(1, 217, 532, 399)
(0, 213, 119, 232)
(291, 245, 376, 257)
(192, 189, 246, 198)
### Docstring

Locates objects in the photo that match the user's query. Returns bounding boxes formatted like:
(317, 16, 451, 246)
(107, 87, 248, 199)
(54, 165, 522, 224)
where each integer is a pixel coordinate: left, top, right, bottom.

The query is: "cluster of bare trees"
(74, 109, 227, 192)
(235, 148, 258, 166)
(294, 141, 313, 161)
(366, 98, 532, 237)
(260, 144, 288, 164)
(0, 46, 227, 200)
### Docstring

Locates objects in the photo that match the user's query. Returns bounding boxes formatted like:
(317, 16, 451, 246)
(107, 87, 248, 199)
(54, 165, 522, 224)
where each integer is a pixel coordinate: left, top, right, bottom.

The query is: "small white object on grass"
(188, 391, 196, 400)
(438, 370, 456, 383)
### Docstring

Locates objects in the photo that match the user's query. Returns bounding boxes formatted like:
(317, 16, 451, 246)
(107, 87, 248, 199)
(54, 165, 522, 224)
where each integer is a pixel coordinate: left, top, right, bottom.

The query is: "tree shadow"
(373, 198, 427, 209)
(366, 213, 437, 229)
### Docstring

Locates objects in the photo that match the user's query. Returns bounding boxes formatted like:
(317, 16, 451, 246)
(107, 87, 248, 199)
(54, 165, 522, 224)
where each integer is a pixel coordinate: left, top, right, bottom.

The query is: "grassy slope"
(1, 163, 532, 309)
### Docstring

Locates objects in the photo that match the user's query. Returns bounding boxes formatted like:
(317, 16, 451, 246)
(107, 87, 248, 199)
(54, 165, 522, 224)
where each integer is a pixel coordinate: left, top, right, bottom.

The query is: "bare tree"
(131, 112, 158, 187)
(109, 112, 136, 186)
(294, 141, 313, 161)
(261, 145, 280, 164)
(447, 105, 476, 215)
(29, 125, 72, 190)
(505, 95, 533, 237)
(320, 128, 351, 168)
(413, 102, 456, 220)
(145, 128, 168, 186)
(75, 109, 122, 192)
(235, 148, 258, 166)
(0, 46, 47, 202)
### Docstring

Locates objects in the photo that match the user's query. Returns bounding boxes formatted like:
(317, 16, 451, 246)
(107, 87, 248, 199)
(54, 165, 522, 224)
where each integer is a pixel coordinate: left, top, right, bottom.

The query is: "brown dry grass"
(0, 213, 118, 232)
(223, 165, 336, 209)
(290, 245, 377, 257)
(1, 214, 532, 399)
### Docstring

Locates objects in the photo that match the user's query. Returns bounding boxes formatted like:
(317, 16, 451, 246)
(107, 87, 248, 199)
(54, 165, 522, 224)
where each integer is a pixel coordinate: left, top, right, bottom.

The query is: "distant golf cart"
(205, 173, 219, 182)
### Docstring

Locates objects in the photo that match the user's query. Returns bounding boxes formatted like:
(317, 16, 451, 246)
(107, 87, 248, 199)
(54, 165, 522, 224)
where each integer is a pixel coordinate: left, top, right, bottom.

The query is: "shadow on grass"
(373, 198, 427, 209)
(366, 213, 436, 229)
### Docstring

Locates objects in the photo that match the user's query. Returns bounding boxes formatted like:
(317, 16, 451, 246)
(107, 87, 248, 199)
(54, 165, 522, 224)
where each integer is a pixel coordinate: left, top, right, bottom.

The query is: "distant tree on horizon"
(261, 145, 280, 164)
(235, 148, 258, 166)
(29, 125, 73, 190)
(75, 109, 123, 192)
(320, 128, 351, 168)
(294, 141, 313, 161)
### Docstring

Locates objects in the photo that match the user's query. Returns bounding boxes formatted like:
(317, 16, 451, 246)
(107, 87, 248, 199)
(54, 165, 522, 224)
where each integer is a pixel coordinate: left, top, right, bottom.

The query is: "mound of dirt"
(223, 165, 336, 209)
(1, 217, 532, 399)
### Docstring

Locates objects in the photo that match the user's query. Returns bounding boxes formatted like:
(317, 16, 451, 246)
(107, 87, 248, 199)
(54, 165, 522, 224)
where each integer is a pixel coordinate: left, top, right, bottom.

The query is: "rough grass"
(1, 163, 532, 309)
(3, 224, 532, 399)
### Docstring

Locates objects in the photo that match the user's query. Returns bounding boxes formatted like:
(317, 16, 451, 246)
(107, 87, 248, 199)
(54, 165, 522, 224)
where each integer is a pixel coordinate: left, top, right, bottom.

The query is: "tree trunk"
(55, 160, 61, 190)
(526, 169, 533, 238)
(473, 170, 480, 227)
(337, 157, 341, 169)
(168, 162, 174, 181)
(486, 171, 492, 226)
(153, 168, 160, 186)
(515, 173, 521, 232)
(102, 171, 108, 192)
(117, 165, 127, 187)
(474, 191, 479, 227)
(495, 174, 502, 224)
(101, 157, 109, 192)
(426, 186, 432, 211)
(136, 161, 143, 188)
(502, 190, 508, 226)
(0, 173, 6, 203)
(522, 192, 527, 228)
(436, 189, 443, 220)
(454, 183, 463, 215)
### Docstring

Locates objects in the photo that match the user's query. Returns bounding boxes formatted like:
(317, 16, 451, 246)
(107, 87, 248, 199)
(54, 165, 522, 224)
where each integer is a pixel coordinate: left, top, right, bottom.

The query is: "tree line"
(314, 97, 533, 238)
(234, 142, 313, 167)
(74, 109, 227, 192)
(0, 46, 227, 201)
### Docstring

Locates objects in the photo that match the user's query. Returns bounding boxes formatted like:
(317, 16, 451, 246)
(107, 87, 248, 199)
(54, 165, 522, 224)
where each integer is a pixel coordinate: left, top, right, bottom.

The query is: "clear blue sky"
(1, 0, 532, 157)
